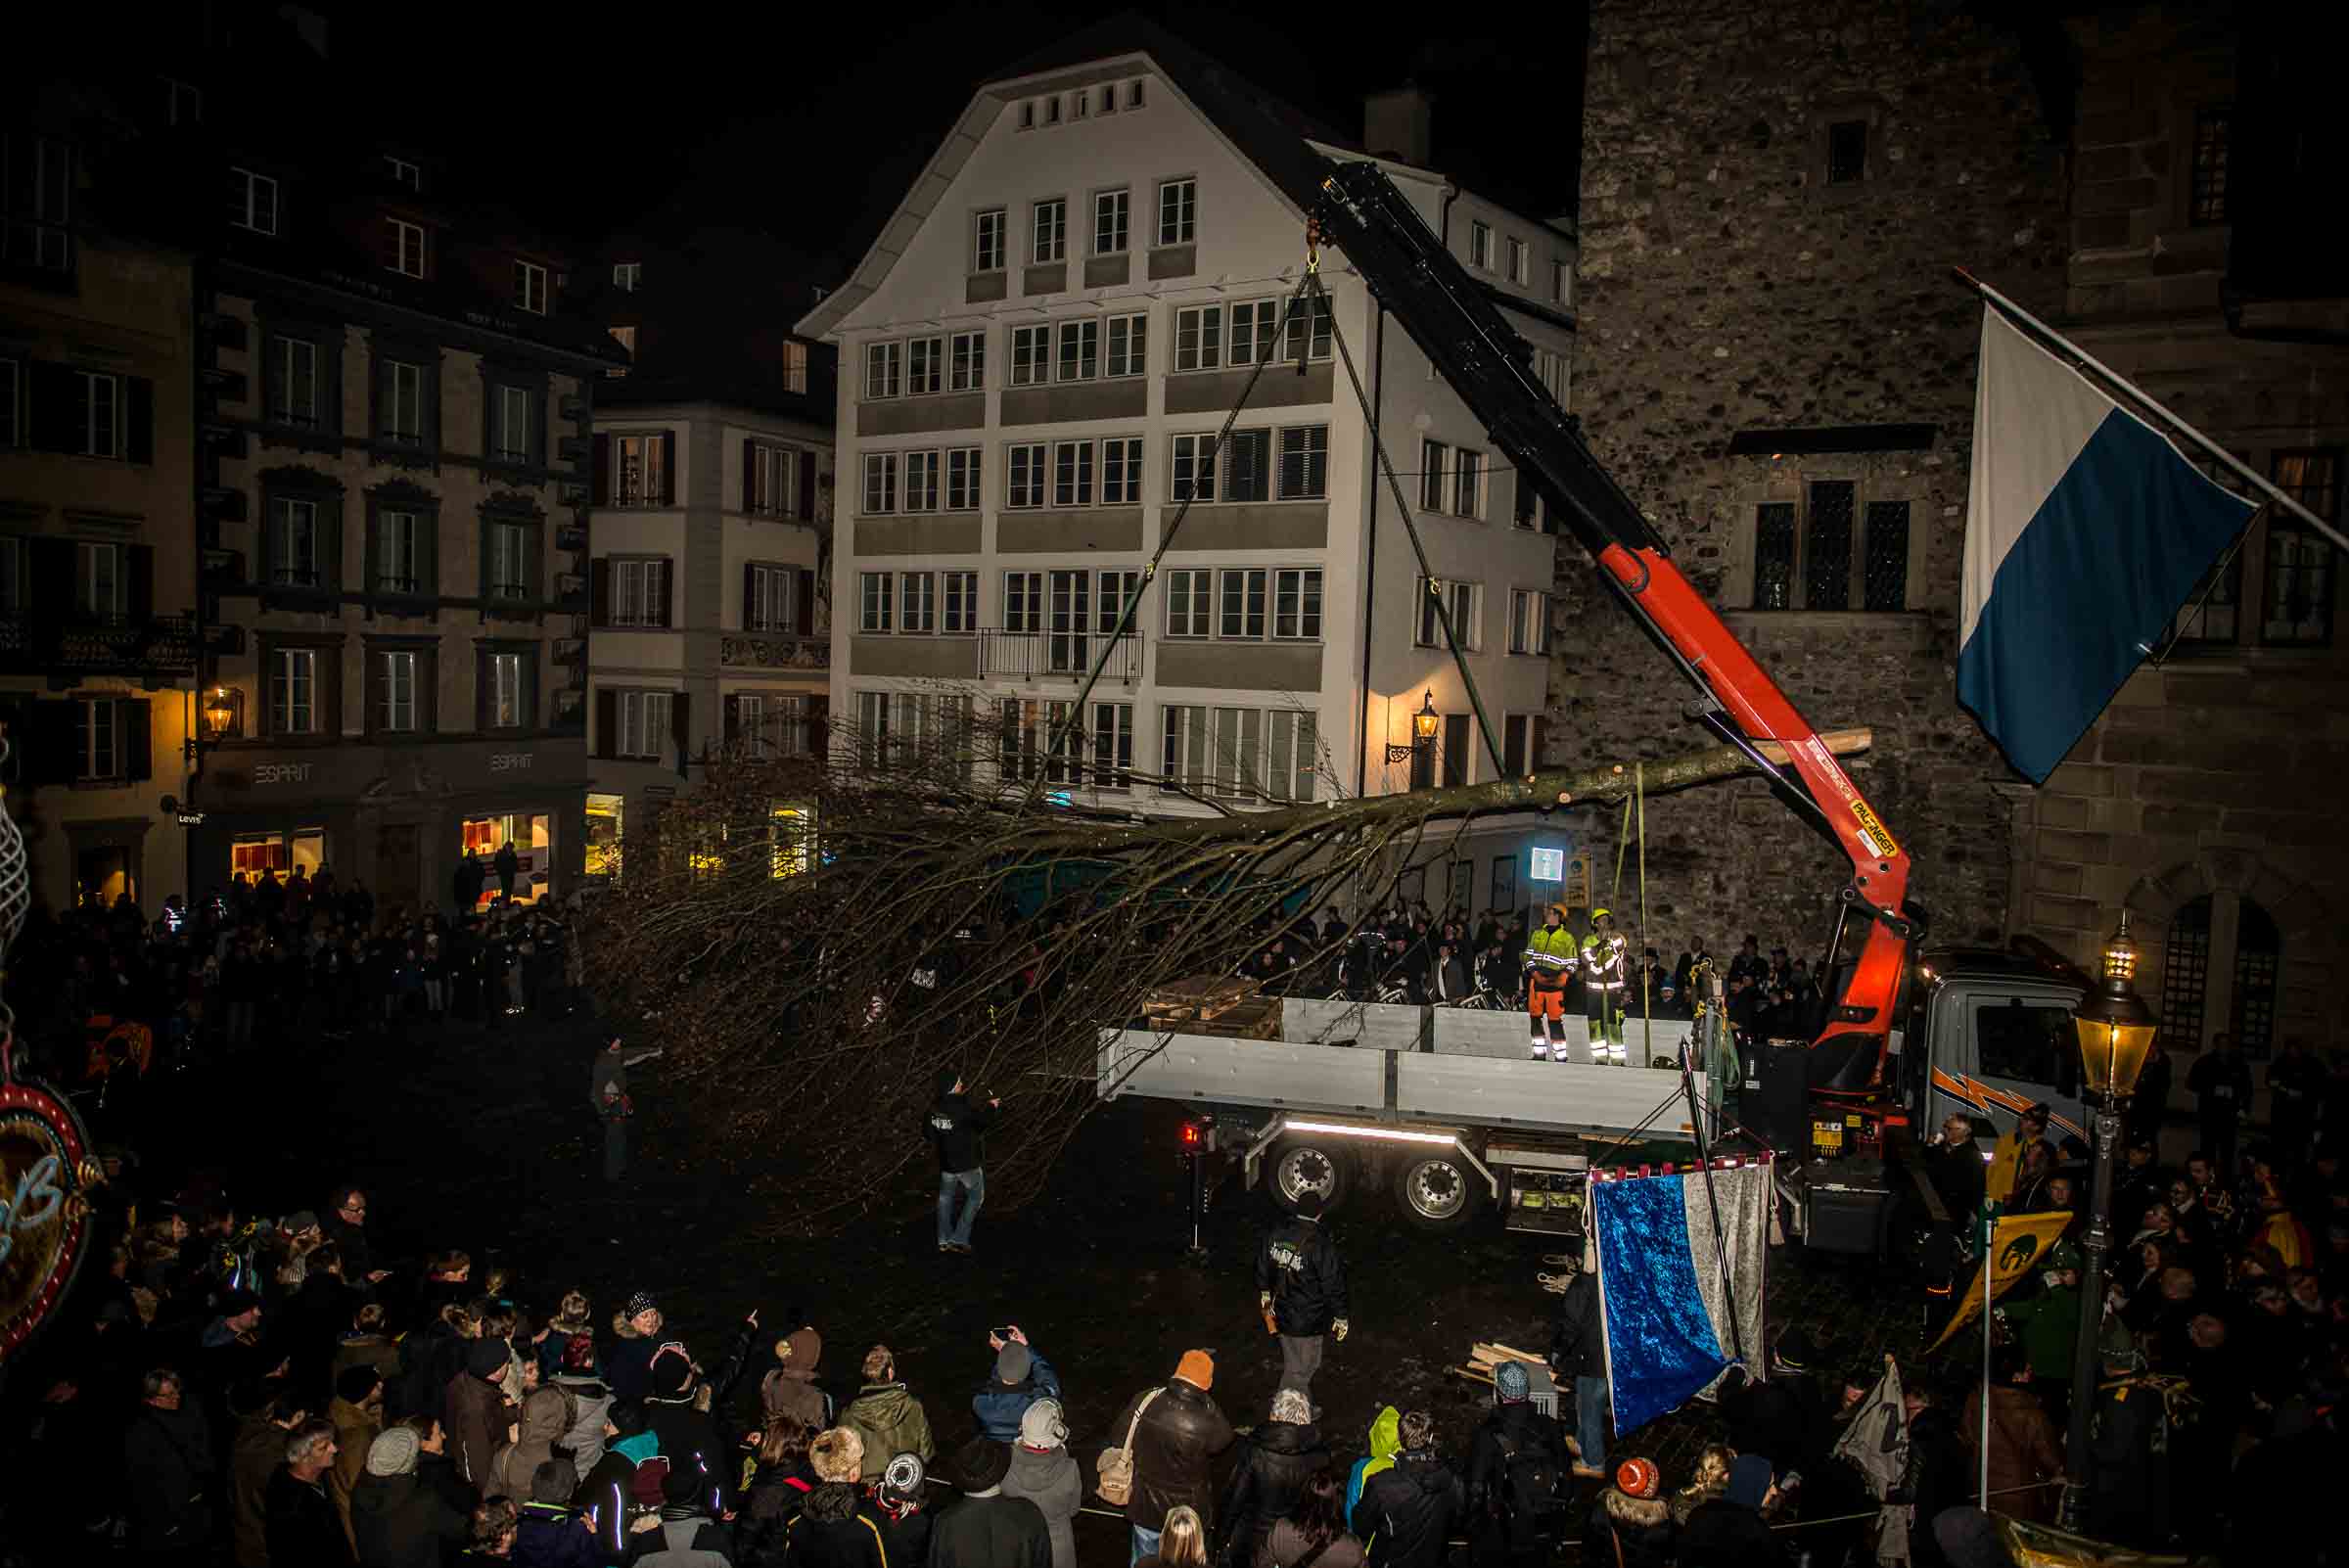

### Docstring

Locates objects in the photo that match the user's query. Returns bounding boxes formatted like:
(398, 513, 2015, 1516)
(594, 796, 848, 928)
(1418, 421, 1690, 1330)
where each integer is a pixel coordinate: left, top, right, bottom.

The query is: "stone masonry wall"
(1552, 0, 2071, 959)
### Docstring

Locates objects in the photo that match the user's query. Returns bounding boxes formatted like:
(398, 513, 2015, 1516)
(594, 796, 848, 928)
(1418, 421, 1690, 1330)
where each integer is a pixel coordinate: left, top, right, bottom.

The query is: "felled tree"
(583, 715, 1870, 1236)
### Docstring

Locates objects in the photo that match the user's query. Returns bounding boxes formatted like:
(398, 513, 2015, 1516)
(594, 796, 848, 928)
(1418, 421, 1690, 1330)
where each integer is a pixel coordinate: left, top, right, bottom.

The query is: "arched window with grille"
(2160, 895, 2212, 1050)
(2232, 900, 2280, 1056)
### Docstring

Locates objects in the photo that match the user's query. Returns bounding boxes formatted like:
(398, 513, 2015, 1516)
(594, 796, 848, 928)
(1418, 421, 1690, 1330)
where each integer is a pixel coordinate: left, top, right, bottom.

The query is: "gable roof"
(796, 13, 1363, 344)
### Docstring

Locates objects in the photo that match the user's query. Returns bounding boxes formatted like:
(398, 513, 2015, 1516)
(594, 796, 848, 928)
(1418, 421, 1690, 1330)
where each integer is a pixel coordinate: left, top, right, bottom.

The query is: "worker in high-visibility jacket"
(1522, 903, 1580, 1061)
(1582, 907, 1631, 1064)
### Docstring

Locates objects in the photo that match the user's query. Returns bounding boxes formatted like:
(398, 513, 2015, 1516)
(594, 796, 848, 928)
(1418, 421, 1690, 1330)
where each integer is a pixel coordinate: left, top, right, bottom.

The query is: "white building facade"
(804, 40, 1579, 919)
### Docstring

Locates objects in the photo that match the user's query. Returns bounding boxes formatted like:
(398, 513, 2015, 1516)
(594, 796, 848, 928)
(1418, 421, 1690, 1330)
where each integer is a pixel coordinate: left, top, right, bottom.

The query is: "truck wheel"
(1269, 1137, 1351, 1214)
(1393, 1152, 1478, 1232)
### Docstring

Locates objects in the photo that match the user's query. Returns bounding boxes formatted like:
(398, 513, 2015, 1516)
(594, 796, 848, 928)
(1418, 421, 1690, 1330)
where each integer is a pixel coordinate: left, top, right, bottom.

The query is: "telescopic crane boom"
(1312, 161, 1918, 1093)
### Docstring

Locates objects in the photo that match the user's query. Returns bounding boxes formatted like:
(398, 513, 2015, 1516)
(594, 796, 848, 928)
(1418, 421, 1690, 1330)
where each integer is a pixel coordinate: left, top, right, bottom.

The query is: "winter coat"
(232, 1414, 289, 1567)
(649, 1396, 736, 1514)
(973, 1348, 1063, 1443)
(924, 1091, 995, 1173)
(446, 1371, 512, 1492)
(581, 1434, 669, 1561)
(1547, 1271, 1602, 1382)
(1219, 1421, 1330, 1568)
(328, 1395, 383, 1549)
(513, 1499, 604, 1568)
(837, 1382, 933, 1480)
(489, 1385, 574, 1500)
(1465, 1403, 1568, 1551)
(124, 1401, 219, 1554)
(1257, 1216, 1347, 1337)
(868, 1499, 930, 1567)
(733, 1465, 814, 1567)
(1268, 1519, 1366, 1568)
(266, 1466, 356, 1567)
(781, 1482, 889, 1567)
(1002, 1444, 1083, 1568)
(1585, 1486, 1675, 1568)
(2084, 1379, 2170, 1547)
(1357, 1449, 1463, 1568)
(334, 1332, 404, 1391)
(549, 1375, 614, 1479)
(1719, 1366, 1827, 1472)
(928, 1492, 1051, 1568)
(1891, 1406, 1972, 1568)
(1959, 1385, 2062, 1524)
(1110, 1377, 1236, 1532)
(639, 1509, 736, 1567)
(1345, 1407, 1401, 1530)
(349, 1470, 470, 1568)
(760, 1328, 830, 1433)
(1677, 1499, 1782, 1566)
(604, 1312, 668, 1403)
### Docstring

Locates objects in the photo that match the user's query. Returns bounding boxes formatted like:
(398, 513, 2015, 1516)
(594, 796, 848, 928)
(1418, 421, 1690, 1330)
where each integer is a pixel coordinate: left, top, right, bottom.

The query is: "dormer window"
(515, 259, 548, 314)
(1043, 95, 1061, 125)
(613, 261, 641, 292)
(1019, 101, 1036, 130)
(1128, 79, 1145, 109)
(385, 156, 421, 191)
(387, 217, 427, 278)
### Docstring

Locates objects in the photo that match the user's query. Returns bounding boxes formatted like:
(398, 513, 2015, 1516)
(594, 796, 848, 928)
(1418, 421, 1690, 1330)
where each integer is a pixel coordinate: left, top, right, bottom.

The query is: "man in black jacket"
(929, 1436, 1049, 1568)
(928, 1069, 998, 1255)
(1547, 1268, 1608, 1480)
(1257, 1190, 1349, 1397)
(124, 1368, 218, 1564)
(1358, 1410, 1463, 1568)
(266, 1418, 356, 1566)
(1218, 1388, 1327, 1568)
(1467, 1360, 1568, 1564)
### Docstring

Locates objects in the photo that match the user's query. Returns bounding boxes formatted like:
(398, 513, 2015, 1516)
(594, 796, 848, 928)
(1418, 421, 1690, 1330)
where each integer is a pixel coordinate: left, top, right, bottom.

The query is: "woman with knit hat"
(780, 1427, 889, 1566)
(1107, 1352, 1235, 1564)
(1585, 1457, 1676, 1568)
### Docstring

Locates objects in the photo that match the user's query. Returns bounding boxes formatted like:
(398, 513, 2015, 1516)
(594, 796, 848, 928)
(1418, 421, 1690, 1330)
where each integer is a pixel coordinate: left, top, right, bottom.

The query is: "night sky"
(347, 3, 1589, 281)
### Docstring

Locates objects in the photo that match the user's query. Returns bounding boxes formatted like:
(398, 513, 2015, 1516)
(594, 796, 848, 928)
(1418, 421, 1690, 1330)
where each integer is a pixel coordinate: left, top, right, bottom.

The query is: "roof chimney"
(1362, 85, 1433, 167)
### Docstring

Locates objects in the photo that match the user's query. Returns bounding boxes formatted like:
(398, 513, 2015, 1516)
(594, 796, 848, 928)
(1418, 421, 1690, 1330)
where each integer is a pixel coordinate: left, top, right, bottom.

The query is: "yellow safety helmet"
(1591, 906, 1613, 922)
(1546, 903, 1568, 922)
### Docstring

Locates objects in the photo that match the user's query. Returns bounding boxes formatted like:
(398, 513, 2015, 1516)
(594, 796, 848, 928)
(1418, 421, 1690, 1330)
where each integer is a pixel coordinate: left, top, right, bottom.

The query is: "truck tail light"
(1179, 1120, 1204, 1148)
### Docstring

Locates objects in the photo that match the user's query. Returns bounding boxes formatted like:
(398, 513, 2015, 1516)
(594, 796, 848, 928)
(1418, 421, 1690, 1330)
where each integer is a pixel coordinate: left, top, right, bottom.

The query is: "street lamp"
(2061, 908, 2156, 1529)
(1386, 691, 1441, 764)
(201, 687, 239, 742)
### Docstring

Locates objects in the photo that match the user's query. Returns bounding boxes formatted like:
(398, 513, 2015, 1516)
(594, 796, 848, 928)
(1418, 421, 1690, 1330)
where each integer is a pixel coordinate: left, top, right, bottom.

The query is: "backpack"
(560, 1332, 598, 1375)
(629, 1454, 672, 1512)
(1492, 1426, 1561, 1531)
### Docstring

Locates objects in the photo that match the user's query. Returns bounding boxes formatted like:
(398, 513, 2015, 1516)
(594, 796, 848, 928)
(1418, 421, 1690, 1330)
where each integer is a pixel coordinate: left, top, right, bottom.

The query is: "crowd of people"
(5, 859, 583, 1116)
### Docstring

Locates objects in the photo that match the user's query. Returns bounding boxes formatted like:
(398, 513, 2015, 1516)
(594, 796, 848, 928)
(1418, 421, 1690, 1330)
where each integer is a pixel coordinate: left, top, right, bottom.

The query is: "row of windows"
(2171, 448, 2341, 649)
(253, 332, 546, 465)
(971, 175, 1194, 273)
(261, 497, 539, 601)
(591, 557, 811, 635)
(218, 163, 556, 314)
(850, 691, 1319, 804)
(259, 646, 536, 736)
(859, 295, 1332, 400)
(858, 426, 1331, 515)
(1463, 218, 1572, 305)
(587, 432, 816, 518)
(0, 537, 141, 617)
(1014, 77, 1146, 131)
(0, 358, 154, 461)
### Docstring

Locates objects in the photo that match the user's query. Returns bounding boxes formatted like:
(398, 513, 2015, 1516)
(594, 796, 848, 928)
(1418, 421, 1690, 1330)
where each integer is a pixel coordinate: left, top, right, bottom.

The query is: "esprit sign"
(488, 754, 532, 772)
(253, 762, 314, 785)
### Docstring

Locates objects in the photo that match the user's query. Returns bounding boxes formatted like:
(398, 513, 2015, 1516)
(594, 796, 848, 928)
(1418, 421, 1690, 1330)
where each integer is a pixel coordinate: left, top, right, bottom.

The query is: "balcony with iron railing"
(721, 630, 831, 670)
(0, 611, 199, 678)
(978, 627, 1143, 684)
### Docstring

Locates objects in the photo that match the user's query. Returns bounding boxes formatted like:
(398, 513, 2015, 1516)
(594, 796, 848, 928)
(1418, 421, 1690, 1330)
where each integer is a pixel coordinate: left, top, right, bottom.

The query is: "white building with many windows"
(802, 23, 1580, 917)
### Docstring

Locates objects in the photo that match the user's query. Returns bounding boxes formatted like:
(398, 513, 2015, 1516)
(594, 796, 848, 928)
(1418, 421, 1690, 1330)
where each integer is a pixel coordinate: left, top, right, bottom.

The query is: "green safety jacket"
(1523, 925, 1579, 985)
(1581, 931, 1629, 990)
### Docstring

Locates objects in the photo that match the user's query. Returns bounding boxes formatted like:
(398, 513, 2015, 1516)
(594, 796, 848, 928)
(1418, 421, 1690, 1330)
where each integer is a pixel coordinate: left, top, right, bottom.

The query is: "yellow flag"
(1926, 1210, 2074, 1354)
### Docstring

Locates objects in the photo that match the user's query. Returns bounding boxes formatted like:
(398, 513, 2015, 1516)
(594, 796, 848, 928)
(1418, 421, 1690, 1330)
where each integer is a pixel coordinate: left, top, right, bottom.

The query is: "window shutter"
(324, 643, 344, 738)
(1442, 714, 1470, 787)
(742, 438, 756, 511)
(589, 558, 611, 626)
(30, 537, 73, 611)
(742, 563, 757, 630)
(668, 692, 691, 778)
(364, 511, 382, 598)
(797, 451, 815, 520)
(658, 432, 676, 504)
(118, 700, 148, 781)
(27, 700, 78, 785)
(592, 433, 611, 504)
(794, 568, 814, 634)
(723, 694, 741, 744)
(594, 687, 617, 761)
(475, 650, 490, 732)
(126, 377, 154, 463)
(26, 363, 76, 452)
(661, 558, 675, 628)
(127, 545, 155, 621)
(322, 498, 344, 594)
(477, 515, 492, 601)
(1531, 715, 1549, 770)
(418, 512, 438, 596)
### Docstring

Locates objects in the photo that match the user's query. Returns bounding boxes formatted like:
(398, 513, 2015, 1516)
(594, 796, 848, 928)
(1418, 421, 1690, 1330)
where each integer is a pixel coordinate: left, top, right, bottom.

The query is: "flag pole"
(1979, 1204, 1995, 1510)
(1952, 266, 2349, 553)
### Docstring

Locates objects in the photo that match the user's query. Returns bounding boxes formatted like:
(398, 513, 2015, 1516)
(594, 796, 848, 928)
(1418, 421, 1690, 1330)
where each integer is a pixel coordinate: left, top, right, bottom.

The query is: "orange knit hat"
(1174, 1350, 1215, 1390)
(1616, 1457, 1661, 1499)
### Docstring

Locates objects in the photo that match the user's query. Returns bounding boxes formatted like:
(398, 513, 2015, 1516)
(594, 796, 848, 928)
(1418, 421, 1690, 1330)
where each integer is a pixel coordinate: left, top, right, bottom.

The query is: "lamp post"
(2061, 909, 2158, 1531)
(1385, 690, 1441, 764)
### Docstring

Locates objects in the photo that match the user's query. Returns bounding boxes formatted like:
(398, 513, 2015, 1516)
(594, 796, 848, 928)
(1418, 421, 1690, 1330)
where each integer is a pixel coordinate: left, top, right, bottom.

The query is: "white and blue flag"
(1589, 1160, 1770, 1435)
(1958, 305, 2256, 783)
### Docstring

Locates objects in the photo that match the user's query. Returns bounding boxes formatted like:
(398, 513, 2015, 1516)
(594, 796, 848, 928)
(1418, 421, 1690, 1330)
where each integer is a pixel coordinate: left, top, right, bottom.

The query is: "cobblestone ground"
(120, 1004, 1932, 1564)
